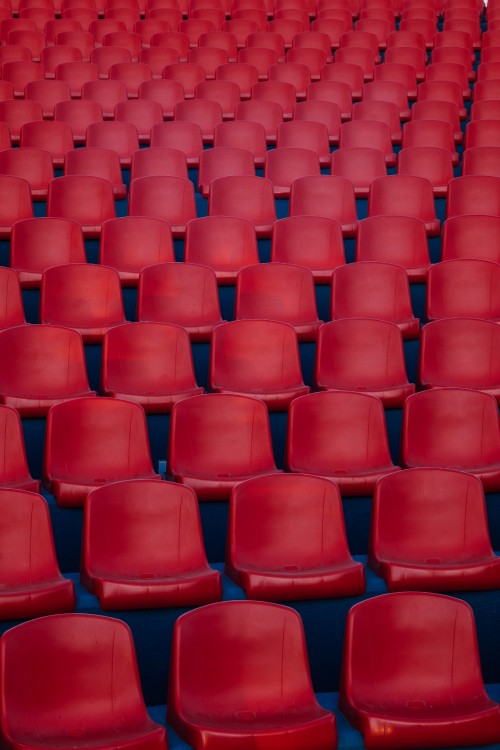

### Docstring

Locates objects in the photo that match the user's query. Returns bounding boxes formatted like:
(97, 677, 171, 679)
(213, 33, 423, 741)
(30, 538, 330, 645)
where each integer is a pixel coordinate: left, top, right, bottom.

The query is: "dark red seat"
(357, 215, 430, 280)
(100, 216, 174, 286)
(271, 215, 345, 282)
(0, 404, 39, 493)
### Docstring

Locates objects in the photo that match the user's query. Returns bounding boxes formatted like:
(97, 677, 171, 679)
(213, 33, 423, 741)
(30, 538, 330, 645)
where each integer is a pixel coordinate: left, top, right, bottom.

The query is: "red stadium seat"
(427, 259, 500, 323)
(235, 262, 321, 341)
(53, 99, 103, 144)
(1, 60, 43, 97)
(0, 615, 166, 750)
(339, 119, 396, 165)
(0, 147, 52, 201)
(353, 97, 403, 141)
(188, 47, 230, 79)
(101, 322, 203, 411)
(65, 147, 126, 199)
(331, 146, 386, 197)
(139, 46, 181, 77)
(373, 60, 417, 99)
(24, 79, 72, 119)
(402, 388, 500, 490)
(226, 473, 364, 599)
(81, 78, 128, 117)
(100, 216, 174, 285)
(128, 175, 196, 236)
(138, 77, 184, 116)
(356, 214, 430, 279)
(19, 120, 74, 168)
(137, 262, 223, 341)
(410, 99, 463, 143)
(55, 60, 99, 97)
(271, 215, 345, 282)
(91, 45, 132, 77)
(289, 174, 357, 236)
(215, 61, 258, 98)
(185, 215, 258, 282)
(0, 99, 43, 145)
(130, 146, 187, 180)
(339, 592, 500, 748)
(447, 175, 500, 219)
(441, 215, 500, 262)
(208, 174, 276, 237)
(238, 45, 279, 78)
(163, 61, 204, 96)
(368, 174, 440, 235)
(0, 405, 39, 492)
(174, 97, 223, 143)
(150, 121, 203, 165)
(307, 79, 352, 119)
(81, 479, 220, 608)
(384, 45, 426, 80)
(265, 146, 320, 196)
(213, 119, 267, 165)
(209, 319, 309, 408)
(168, 393, 279, 500)
(47, 175, 115, 236)
(0, 175, 32, 237)
(417, 78, 467, 119)
(56, 30, 94, 62)
(11, 217, 85, 289)
(234, 98, 283, 143)
(287, 391, 399, 495)
(168, 601, 337, 749)
(331, 261, 420, 339)
(0, 488, 75, 619)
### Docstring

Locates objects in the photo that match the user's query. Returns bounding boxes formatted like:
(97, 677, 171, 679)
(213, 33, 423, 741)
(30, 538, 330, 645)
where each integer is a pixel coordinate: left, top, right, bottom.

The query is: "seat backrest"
(100, 216, 174, 278)
(442, 215, 500, 261)
(427, 259, 500, 321)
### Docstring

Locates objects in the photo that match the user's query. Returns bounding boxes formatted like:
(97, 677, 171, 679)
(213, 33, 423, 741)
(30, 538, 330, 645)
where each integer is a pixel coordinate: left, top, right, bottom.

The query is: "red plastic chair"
(19, 121, 74, 168)
(250, 79, 296, 119)
(213, 120, 267, 165)
(235, 262, 321, 341)
(130, 146, 188, 181)
(446, 175, 500, 219)
(173, 98, 223, 143)
(287, 47, 329, 80)
(432, 44, 475, 80)
(234, 99, 283, 144)
(417, 78, 467, 119)
(0, 99, 43, 145)
(292, 100, 341, 147)
(85, 120, 139, 166)
(311, 17, 349, 49)
(102, 30, 141, 61)
(139, 46, 181, 77)
(138, 77, 184, 116)
(289, 174, 357, 236)
(81, 479, 220, 608)
(114, 98, 163, 143)
(339, 119, 396, 165)
(184, 215, 258, 282)
(334, 45, 376, 81)
(397, 145, 453, 197)
(287, 391, 398, 495)
(150, 121, 203, 165)
(401, 388, 500, 490)
(321, 60, 364, 98)
(0, 614, 167, 749)
(471, 101, 500, 122)
(55, 60, 99, 97)
(45, 18, 84, 44)
(53, 99, 103, 144)
(331, 146, 386, 197)
(90, 45, 132, 77)
(418, 318, 500, 400)
(402, 118, 458, 165)
(109, 61, 152, 97)
(24, 79, 72, 119)
(0, 267, 25, 329)
(188, 47, 230, 79)
(267, 18, 304, 47)
(44, 397, 160, 507)
(410, 99, 463, 143)
(0, 488, 75, 619)
(427, 259, 500, 323)
(56, 30, 95, 62)
(246, 30, 286, 60)
(465, 120, 500, 151)
(386, 29, 427, 49)
(81, 78, 128, 117)
(163, 61, 204, 96)
(137, 262, 223, 341)
(1, 60, 44, 97)
(267, 61, 311, 99)
(0, 148, 52, 201)
(306, 79, 352, 120)
(373, 60, 417, 99)
(65, 147, 126, 199)
(0, 405, 39, 493)
(356, 215, 430, 279)
(47, 175, 115, 237)
(199, 30, 238, 60)
(384, 44, 426, 80)
(238, 45, 279, 79)
(370, 467, 500, 591)
(179, 18, 216, 45)
(331, 261, 420, 339)
(134, 17, 171, 46)
(226, 473, 364, 599)
(276, 119, 331, 165)
(223, 18, 260, 48)
(101, 322, 202, 411)
(271, 215, 345, 282)
(168, 393, 279, 500)
(40, 263, 125, 342)
(315, 318, 414, 406)
(441, 215, 500, 262)
(368, 174, 440, 235)
(0, 175, 32, 238)
(398, 16, 436, 47)
(151, 29, 189, 59)
(100, 216, 174, 285)
(11, 217, 85, 289)
(0, 325, 94, 417)
(128, 175, 196, 236)
(265, 146, 320, 197)
(339, 592, 500, 748)
(215, 61, 258, 98)
(208, 174, 276, 237)
(209, 319, 309, 408)
(340, 28, 381, 61)
(352, 97, 403, 142)
(168, 600, 337, 749)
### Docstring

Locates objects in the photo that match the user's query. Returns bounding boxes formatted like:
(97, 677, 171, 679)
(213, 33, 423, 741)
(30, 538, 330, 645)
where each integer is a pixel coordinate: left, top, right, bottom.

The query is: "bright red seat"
(188, 48, 230, 79)
(368, 174, 440, 236)
(101, 322, 202, 411)
(334, 45, 376, 81)
(137, 262, 223, 341)
(397, 145, 454, 198)
(307, 79, 352, 120)
(353, 97, 403, 141)
(250, 79, 297, 119)
(81, 78, 128, 117)
(0, 614, 167, 750)
(150, 121, 204, 165)
(0, 325, 94, 417)
(0, 174, 32, 238)
(373, 60, 417, 99)
(246, 30, 286, 60)
(234, 98, 283, 144)
(56, 30, 95, 62)
(0, 405, 39, 493)
(0, 99, 43, 145)
(292, 99, 342, 145)
(198, 147, 255, 197)
(45, 18, 84, 44)
(139, 47, 181, 78)
(0, 147, 52, 201)
(339, 592, 500, 749)
(315, 318, 414, 406)
(128, 175, 196, 237)
(209, 319, 309, 408)
(447, 175, 500, 219)
(114, 98, 163, 143)
(213, 120, 267, 165)
(102, 30, 141, 61)
(168, 393, 279, 500)
(53, 99, 103, 144)
(441, 215, 500, 262)
(226, 473, 364, 599)
(44, 397, 160, 507)
(265, 146, 320, 197)
(384, 45, 426, 81)
(194, 79, 240, 118)
(199, 30, 238, 60)
(321, 60, 364, 98)
(173, 97, 223, 143)
(271, 215, 345, 282)
(168, 600, 337, 749)
(287, 46, 329, 79)
(19, 120, 74, 169)
(100, 216, 174, 285)
(417, 78, 467, 119)
(331, 146, 387, 197)
(357, 214, 430, 279)
(289, 174, 358, 236)
(130, 146, 187, 181)
(40, 263, 125, 342)
(287, 391, 399, 495)
(331, 261, 420, 339)
(465, 119, 500, 151)
(0, 267, 25, 329)
(471, 101, 500, 121)
(47, 175, 116, 237)
(427, 259, 500, 323)
(24, 79, 72, 119)
(410, 99, 463, 143)
(418, 318, 500, 401)
(55, 60, 99, 97)
(402, 118, 458, 166)
(65, 146, 126, 199)
(370, 468, 500, 590)
(184, 215, 258, 283)
(0, 488, 75, 619)
(163, 61, 205, 97)
(1, 59, 44, 97)
(151, 30, 189, 59)
(138, 77, 184, 116)
(339, 118, 396, 165)
(215, 61, 258, 98)
(81, 479, 220, 608)
(276, 119, 331, 165)
(86, 120, 139, 166)
(401, 388, 500, 490)
(109, 60, 153, 97)
(235, 262, 321, 341)
(208, 174, 276, 237)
